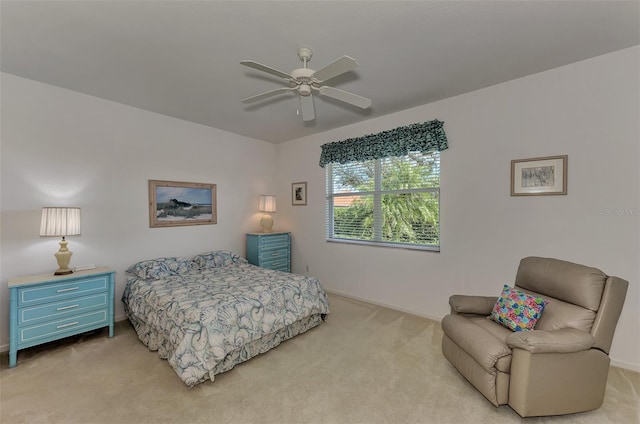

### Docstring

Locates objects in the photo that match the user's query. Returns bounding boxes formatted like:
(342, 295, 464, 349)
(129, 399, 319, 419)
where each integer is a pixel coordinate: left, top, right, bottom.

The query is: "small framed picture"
(292, 182, 307, 206)
(511, 155, 568, 196)
(149, 180, 217, 227)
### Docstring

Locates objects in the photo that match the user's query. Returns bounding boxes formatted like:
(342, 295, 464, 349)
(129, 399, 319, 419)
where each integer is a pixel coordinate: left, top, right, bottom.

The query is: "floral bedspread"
(122, 263, 330, 387)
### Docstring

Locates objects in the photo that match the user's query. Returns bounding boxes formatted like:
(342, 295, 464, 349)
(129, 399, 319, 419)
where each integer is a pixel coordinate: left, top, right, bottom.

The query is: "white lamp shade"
(258, 195, 276, 213)
(40, 207, 81, 237)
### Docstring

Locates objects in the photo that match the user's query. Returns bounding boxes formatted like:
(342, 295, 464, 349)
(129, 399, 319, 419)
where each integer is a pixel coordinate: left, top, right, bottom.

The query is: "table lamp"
(40, 207, 81, 275)
(258, 195, 276, 232)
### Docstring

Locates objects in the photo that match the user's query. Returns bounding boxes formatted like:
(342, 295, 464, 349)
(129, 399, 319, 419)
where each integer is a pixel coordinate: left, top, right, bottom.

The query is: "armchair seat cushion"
(467, 316, 513, 344)
(441, 314, 512, 373)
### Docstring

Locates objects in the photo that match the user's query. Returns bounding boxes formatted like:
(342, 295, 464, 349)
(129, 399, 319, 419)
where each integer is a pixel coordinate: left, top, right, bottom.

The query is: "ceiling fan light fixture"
(299, 84, 312, 96)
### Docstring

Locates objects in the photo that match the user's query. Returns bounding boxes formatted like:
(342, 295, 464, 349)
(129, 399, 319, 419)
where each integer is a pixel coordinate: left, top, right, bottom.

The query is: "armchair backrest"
(590, 275, 629, 353)
(514, 256, 628, 354)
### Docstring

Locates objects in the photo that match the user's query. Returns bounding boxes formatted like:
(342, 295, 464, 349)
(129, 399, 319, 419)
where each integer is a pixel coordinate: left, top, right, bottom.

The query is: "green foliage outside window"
(329, 152, 440, 248)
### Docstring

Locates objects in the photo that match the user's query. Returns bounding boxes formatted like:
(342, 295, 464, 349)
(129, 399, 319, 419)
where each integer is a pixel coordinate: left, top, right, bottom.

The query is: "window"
(326, 151, 440, 251)
(320, 119, 447, 250)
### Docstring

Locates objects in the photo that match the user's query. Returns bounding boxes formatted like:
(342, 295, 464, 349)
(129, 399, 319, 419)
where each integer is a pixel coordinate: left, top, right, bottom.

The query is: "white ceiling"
(2, 1, 638, 144)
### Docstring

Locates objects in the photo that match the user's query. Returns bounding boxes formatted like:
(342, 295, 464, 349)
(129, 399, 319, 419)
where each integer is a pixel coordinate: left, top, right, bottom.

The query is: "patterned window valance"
(319, 120, 448, 167)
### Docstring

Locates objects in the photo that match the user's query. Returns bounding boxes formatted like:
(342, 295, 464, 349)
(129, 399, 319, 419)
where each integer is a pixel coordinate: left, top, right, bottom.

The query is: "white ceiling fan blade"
(312, 56, 358, 83)
(241, 87, 294, 104)
(299, 94, 315, 121)
(318, 86, 372, 109)
(240, 60, 292, 80)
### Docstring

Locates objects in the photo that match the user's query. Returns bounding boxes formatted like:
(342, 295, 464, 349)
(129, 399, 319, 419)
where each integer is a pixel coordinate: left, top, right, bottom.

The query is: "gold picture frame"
(511, 155, 567, 196)
(149, 180, 217, 227)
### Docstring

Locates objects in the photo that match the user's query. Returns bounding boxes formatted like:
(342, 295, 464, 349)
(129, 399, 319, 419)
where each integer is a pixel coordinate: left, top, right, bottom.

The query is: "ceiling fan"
(240, 47, 372, 122)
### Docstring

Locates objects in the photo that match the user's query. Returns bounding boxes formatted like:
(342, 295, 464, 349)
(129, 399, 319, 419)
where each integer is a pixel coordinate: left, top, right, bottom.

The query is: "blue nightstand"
(8, 267, 115, 367)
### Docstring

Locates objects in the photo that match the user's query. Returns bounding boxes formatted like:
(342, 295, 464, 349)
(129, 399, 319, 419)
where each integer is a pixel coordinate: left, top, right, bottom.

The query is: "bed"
(122, 251, 330, 387)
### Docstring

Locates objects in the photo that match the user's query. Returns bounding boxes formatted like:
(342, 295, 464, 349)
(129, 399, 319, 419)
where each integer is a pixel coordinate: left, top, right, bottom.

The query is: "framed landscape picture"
(292, 182, 307, 206)
(149, 180, 217, 227)
(511, 155, 567, 196)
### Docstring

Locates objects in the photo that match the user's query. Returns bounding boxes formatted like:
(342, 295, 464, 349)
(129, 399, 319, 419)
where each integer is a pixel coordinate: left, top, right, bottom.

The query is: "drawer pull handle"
(57, 321, 79, 329)
(271, 253, 280, 257)
(56, 304, 79, 311)
(271, 262, 281, 266)
(57, 287, 79, 293)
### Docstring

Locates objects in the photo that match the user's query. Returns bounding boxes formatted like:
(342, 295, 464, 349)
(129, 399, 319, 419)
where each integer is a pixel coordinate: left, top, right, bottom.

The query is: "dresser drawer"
(18, 276, 109, 307)
(18, 309, 108, 346)
(259, 241, 289, 254)
(18, 293, 108, 327)
(259, 234, 289, 246)
(259, 247, 288, 261)
(269, 264, 291, 273)
(260, 257, 289, 269)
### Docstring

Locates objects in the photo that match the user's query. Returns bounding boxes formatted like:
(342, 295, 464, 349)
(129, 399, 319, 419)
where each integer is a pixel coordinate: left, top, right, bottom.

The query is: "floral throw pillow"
(126, 257, 196, 280)
(488, 285, 548, 332)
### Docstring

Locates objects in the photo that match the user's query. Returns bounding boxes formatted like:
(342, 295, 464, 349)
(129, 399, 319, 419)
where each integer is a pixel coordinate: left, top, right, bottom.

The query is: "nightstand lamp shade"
(40, 207, 81, 275)
(258, 195, 276, 232)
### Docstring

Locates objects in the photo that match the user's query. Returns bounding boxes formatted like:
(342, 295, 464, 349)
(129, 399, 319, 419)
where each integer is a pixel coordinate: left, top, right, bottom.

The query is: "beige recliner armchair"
(441, 256, 628, 417)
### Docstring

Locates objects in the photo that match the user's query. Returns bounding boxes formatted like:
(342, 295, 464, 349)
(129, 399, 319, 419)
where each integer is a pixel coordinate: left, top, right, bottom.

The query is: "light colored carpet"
(1, 294, 638, 424)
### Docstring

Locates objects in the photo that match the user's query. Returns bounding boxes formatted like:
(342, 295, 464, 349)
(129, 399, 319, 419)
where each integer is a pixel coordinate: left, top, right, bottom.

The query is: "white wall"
(0, 73, 277, 349)
(2, 47, 638, 371)
(275, 47, 640, 371)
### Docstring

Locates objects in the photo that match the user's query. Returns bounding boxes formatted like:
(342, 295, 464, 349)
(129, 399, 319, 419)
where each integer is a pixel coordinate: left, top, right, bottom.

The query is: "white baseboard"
(325, 289, 640, 374)
(610, 359, 640, 373)
(325, 288, 442, 322)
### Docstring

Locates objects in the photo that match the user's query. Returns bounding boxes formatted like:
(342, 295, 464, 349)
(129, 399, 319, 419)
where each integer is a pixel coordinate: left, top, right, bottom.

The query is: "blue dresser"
(8, 267, 115, 367)
(246, 232, 291, 272)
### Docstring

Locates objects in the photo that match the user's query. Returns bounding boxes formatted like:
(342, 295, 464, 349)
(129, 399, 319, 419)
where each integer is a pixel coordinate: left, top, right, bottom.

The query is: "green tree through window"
(327, 151, 440, 250)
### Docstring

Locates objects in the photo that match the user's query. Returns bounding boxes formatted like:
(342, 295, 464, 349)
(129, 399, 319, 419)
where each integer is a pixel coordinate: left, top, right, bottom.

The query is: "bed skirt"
(208, 313, 324, 380)
(127, 312, 325, 387)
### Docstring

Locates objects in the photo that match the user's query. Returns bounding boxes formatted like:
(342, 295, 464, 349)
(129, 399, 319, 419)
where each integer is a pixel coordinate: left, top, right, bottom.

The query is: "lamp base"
(53, 238, 74, 276)
(260, 214, 274, 233)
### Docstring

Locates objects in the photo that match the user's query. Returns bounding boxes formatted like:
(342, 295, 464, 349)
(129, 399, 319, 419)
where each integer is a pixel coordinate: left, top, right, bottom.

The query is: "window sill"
(326, 237, 440, 252)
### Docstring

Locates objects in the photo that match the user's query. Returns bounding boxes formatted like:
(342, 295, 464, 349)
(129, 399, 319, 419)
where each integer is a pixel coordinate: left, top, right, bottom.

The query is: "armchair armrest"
(506, 328, 595, 354)
(449, 295, 498, 315)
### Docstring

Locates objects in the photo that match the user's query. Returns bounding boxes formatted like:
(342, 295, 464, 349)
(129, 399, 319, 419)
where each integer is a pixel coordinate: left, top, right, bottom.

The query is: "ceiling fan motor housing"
(291, 68, 316, 96)
(291, 68, 315, 81)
